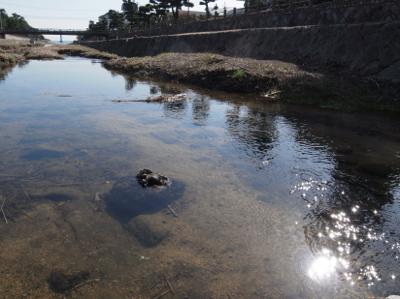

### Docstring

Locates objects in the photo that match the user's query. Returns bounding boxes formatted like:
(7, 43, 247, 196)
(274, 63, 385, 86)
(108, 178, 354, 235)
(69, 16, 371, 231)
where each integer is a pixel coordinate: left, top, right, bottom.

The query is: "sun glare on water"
(308, 248, 349, 282)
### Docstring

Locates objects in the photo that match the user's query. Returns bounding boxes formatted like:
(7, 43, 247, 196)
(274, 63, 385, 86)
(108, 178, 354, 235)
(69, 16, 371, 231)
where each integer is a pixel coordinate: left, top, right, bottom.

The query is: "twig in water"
(263, 90, 281, 98)
(152, 289, 170, 299)
(167, 205, 178, 218)
(0, 174, 19, 177)
(21, 187, 32, 201)
(112, 99, 142, 103)
(94, 192, 102, 202)
(72, 278, 100, 291)
(163, 274, 175, 295)
(1, 196, 8, 224)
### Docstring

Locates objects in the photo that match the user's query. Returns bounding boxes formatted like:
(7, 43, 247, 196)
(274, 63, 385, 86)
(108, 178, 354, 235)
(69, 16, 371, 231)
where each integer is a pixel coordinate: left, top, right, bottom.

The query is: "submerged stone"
(47, 270, 90, 293)
(104, 176, 184, 223)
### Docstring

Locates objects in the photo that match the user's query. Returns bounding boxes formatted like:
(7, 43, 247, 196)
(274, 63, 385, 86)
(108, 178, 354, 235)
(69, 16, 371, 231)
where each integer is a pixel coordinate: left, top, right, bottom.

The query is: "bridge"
(0, 28, 110, 40)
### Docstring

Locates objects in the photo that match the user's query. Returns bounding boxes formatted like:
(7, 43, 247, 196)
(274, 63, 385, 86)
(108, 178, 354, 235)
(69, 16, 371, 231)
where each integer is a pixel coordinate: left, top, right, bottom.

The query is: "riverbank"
(1, 43, 398, 112)
(0, 43, 114, 69)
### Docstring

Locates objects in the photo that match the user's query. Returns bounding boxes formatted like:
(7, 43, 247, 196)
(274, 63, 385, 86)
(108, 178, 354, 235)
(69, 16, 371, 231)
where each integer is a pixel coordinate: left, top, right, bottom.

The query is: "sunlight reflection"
(308, 250, 338, 281)
(307, 248, 350, 282)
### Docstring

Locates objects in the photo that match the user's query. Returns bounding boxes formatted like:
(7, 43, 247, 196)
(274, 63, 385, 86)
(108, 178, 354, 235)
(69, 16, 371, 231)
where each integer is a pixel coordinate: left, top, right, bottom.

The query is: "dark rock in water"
(127, 215, 169, 247)
(136, 169, 170, 188)
(104, 176, 184, 223)
(47, 270, 90, 293)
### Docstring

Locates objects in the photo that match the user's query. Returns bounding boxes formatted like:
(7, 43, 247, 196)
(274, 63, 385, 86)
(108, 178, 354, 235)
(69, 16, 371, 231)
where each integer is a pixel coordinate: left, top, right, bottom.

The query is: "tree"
(88, 20, 95, 30)
(150, 0, 193, 21)
(212, 4, 219, 17)
(248, 0, 265, 10)
(106, 10, 125, 30)
(0, 9, 6, 29)
(137, 4, 154, 26)
(90, 10, 125, 32)
(199, 0, 215, 18)
(121, 0, 139, 29)
(2, 12, 31, 30)
(149, 0, 169, 20)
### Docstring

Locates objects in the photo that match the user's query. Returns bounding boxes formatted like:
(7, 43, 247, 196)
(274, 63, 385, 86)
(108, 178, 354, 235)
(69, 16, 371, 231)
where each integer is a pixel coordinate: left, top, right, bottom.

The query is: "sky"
(0, 0, 244, 30)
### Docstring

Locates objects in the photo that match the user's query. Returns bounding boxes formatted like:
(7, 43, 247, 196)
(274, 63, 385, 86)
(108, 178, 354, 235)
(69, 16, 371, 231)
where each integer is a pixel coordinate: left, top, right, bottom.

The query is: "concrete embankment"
(82, 21, 400, 83)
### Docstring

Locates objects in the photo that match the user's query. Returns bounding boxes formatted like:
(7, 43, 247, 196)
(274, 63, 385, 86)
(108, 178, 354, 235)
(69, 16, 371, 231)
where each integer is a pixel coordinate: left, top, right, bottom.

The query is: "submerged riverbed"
(0, 57, 399, 298)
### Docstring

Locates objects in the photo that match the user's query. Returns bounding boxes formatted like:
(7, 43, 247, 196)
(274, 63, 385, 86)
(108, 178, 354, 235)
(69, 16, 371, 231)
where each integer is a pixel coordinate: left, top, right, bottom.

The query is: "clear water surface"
(0, 57, 399, 298)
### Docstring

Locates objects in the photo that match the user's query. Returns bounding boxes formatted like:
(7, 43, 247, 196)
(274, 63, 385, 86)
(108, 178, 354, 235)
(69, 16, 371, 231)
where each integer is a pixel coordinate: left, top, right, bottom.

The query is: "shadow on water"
(192, 96, 210, 126)
(124, 75, 137, 91)
(33, 193, 75, 202)
(21, 149, 66, 160)
(0, 62, 29, 83)
(163, 100, 187, 119)
(225, 104, 277, 159)
(104, 176, 185, 224)
(0, 66, 15, 83)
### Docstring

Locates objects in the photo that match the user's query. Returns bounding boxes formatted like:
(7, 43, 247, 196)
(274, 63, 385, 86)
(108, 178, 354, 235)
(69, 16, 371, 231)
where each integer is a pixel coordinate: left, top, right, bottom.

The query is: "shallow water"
(0, 58, 399, 298)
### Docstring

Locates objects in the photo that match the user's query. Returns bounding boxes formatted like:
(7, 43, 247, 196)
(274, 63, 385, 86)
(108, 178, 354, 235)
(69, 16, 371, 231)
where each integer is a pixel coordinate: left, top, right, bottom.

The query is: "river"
(0, 57, 399, 298)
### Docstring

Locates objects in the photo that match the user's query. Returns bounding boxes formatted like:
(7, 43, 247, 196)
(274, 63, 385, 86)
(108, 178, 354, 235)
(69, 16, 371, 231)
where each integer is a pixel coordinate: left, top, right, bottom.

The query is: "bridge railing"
(0, 28, 110, 37)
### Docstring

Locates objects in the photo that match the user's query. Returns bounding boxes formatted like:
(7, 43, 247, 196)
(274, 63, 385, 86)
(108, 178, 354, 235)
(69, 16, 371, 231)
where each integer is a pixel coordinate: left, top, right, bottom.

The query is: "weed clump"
(232, 69, 247, 80)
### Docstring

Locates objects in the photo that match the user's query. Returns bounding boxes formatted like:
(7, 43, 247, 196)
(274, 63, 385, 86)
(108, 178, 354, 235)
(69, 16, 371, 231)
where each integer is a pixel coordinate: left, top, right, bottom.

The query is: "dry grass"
(103, 52, 322, 93)
(54, 45, 118, 60)
(24, 47, 64, 60)
(0, 43, 116, 66)
(0, 51, 23, 67)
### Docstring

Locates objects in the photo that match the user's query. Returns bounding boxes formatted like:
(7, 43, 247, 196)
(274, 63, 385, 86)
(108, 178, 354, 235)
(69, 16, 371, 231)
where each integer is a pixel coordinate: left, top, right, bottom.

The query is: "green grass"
(232, 68, 247, 80)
